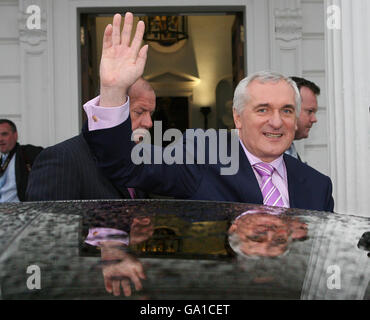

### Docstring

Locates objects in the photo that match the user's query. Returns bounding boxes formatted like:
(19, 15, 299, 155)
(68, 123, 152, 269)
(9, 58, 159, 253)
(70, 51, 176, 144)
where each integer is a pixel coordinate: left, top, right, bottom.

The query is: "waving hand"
(99, 12, 148, 107)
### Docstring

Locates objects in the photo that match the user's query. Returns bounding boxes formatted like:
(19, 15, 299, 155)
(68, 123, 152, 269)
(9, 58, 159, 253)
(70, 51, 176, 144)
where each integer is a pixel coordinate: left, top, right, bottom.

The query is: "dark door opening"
(79, 9, 245, 130)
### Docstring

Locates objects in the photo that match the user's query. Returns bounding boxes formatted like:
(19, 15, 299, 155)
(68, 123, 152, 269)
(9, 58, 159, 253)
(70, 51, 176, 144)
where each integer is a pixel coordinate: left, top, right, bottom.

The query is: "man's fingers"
(131, 274, 143, 291)
(104, 277, 113, 293)
(112, 13, 122, 46)
(121, 279, 132, 297)
(130, 20, 146, 59)
(102, 24, 113, 50)
(136, 44, 149, 72)
(121, 12, 134, 47)
(112, 279, 121, 296)
(137, 266, 146, 280)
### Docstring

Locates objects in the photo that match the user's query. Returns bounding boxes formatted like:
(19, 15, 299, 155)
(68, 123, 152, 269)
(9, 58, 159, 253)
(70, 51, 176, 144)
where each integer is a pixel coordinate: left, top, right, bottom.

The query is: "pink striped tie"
(127, 188, 136, 199)
(253, 162, 284, 207)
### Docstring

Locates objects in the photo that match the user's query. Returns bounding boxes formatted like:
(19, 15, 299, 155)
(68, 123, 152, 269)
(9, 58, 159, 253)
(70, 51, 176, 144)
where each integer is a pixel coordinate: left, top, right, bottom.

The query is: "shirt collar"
(238, 138, 286, 179)
(1, 153, 8, 164)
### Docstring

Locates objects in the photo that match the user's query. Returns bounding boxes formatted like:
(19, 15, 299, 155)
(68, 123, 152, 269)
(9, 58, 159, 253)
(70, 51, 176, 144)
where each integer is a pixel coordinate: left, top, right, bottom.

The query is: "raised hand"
(100, 243, 146, 297)
(103, 254, 146, 297)
(99, 12, 148, 107)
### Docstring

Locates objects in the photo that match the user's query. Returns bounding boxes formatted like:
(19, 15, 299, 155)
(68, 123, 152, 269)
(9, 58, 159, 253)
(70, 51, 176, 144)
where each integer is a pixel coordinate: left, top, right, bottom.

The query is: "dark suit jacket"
(12, 143, 44, 201)
(83, 120, 334, 212)
(26, 134, 146, 201)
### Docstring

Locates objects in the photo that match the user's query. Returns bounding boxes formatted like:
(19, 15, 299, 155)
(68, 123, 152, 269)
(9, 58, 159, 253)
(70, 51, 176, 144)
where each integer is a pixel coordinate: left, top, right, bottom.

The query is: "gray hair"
(128, 77, 154, 98)
(232, 71, 301, 116)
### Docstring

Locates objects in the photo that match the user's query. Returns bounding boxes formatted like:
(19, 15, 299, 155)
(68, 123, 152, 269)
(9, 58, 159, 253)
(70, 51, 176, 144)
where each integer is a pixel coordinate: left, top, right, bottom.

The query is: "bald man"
(26, 78, 155, 201)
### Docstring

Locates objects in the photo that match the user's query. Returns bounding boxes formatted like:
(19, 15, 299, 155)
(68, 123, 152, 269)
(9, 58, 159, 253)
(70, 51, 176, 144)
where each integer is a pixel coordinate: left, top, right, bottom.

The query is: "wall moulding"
(18, 0, 47, 47)
(270, 0, 303, 75)
(0, 1, 18, 7)
(274, 8, 303, 41)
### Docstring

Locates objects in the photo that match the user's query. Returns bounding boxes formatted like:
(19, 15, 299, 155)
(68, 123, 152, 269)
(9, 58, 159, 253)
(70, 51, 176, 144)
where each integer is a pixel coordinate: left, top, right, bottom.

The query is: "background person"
(285, 76, 320, 160)
(0, 119, 43, 202)
(26, 78, 155, 201)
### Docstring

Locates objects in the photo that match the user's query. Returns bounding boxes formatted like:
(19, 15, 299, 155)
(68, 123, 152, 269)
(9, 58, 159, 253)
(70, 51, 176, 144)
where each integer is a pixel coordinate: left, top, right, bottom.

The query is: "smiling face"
(228, 214, 292, 257)
(233, 79, 297, 163)
(295, 86, 318, 140)
(0, 123, 18, 154)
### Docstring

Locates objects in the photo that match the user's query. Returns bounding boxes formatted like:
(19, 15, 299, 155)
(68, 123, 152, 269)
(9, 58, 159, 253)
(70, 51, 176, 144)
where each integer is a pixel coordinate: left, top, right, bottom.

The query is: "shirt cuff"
(83, 95, 130, 131)
(85, 227, 129, 246)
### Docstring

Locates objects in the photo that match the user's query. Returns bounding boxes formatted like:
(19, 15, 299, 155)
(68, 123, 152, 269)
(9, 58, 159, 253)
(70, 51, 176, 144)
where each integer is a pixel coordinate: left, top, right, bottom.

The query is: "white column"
(325, 0, 370, 217)
(18, 0, 54, 147)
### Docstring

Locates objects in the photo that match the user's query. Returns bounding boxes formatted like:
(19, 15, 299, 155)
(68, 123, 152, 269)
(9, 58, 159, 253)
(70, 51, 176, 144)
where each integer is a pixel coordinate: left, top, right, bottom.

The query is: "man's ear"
(233, 109, 242, 129)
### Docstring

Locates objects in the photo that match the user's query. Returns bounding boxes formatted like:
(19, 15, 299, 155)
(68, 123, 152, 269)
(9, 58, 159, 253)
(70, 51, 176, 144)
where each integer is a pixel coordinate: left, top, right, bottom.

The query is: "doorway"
(79, 10, 245, 130)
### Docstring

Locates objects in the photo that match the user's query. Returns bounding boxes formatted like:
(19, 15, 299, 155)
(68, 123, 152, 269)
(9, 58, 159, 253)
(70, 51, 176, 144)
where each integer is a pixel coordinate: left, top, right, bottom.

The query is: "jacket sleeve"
(82, 120, 202, 199)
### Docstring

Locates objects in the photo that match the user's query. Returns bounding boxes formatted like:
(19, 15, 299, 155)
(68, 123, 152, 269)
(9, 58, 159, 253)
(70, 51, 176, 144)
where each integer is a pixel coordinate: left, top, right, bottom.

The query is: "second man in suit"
(285, 76, 320, 160)
(26, 78, 155, 201)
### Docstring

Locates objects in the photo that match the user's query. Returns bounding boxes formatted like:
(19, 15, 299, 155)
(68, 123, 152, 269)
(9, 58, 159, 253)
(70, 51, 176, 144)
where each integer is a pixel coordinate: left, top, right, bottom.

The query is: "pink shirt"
(83, 96, 290, 207)
(83, 95, 130, 131)
(239, 138, 290, 208)
(85, 228, 129, 246)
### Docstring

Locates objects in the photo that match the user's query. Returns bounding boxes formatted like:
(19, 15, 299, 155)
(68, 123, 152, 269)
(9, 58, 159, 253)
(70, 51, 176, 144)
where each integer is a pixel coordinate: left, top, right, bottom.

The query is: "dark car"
(0, 200, 369, 300)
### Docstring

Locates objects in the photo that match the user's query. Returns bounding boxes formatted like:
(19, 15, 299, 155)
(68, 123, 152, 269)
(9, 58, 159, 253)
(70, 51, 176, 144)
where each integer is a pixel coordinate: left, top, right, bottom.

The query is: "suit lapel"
(284, 154, 308, 209)
(235, 142, 263, 204)
(14, 144, 25, 200)
(231, 142, 308, 207)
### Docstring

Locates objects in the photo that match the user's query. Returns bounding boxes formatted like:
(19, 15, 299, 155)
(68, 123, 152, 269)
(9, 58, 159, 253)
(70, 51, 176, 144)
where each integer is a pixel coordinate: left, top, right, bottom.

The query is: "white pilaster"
(325, 0, 370, 216)
(270, 0, 303, 75)
(18, 0, 54, 147)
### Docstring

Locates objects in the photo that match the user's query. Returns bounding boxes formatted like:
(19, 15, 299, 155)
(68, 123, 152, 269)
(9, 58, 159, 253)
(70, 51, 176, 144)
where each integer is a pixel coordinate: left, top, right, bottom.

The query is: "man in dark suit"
(82, 13, 334, 212)
(26, 78, 155, 201)
(285, 76, 321, 160)
(0, 119, 43, 202)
